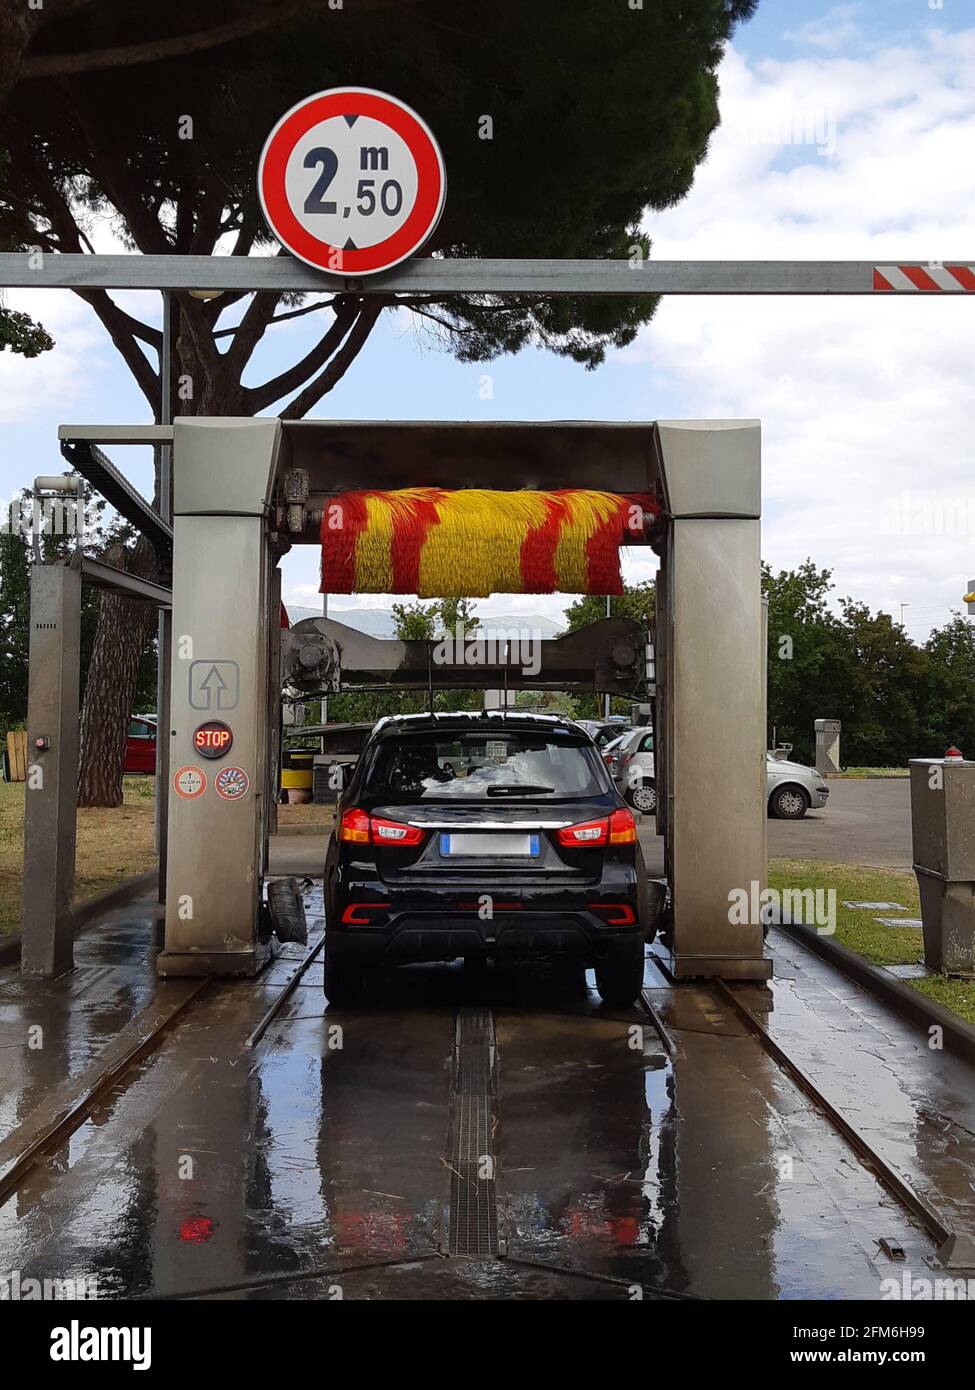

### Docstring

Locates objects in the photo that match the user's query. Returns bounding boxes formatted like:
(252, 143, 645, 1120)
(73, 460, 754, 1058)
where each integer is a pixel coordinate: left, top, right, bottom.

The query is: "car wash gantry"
(7, 84, 972, 989)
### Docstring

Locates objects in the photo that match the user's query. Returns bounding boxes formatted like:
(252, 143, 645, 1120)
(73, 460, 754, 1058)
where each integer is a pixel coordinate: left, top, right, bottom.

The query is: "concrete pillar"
(654, 420, 769, 980)
(910, 757, 975, 977)
(158, 418, 282, 977)
(21, 562, 82, 978)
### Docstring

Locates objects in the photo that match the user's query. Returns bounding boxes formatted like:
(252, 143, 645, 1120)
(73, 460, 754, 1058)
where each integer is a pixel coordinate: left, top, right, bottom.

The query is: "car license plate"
(441, 833, 539, 857)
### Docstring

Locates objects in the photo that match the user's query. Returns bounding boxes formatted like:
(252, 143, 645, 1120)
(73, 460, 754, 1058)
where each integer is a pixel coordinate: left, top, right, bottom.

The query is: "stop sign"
(258, 87, 447, 276)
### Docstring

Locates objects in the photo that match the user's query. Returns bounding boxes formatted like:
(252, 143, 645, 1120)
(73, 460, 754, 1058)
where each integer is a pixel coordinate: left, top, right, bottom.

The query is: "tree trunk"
(74, 301, 375, 806)
(77, 535, 159, 807)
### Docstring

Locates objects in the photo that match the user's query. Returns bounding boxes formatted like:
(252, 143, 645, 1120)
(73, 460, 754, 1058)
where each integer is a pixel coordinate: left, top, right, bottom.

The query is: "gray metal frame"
(21, 248, 948, 981)
(21, 564, 82, 978)
(20, 469, 172, 978)
(60, 440, 172, 557)
(79, 557, 172, 606)
(2, 252, 971, 295)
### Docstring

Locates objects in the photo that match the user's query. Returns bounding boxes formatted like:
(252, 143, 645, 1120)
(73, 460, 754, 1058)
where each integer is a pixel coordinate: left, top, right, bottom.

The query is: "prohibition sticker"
(258, 87, 446, 275)
(214, 766, 250, 801)
(173, 766, 206, 799)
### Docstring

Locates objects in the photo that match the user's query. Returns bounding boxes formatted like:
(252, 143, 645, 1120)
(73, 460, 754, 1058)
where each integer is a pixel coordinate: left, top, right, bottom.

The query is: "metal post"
(155, 291, 173, 899)
(159, 417, 282, 977)
(655, 420, 769, 981)
(21, 562, 83, 978)
(603, 594, 611, 720)
(321, 590, 328, 728)
(268, 568, 282, 841)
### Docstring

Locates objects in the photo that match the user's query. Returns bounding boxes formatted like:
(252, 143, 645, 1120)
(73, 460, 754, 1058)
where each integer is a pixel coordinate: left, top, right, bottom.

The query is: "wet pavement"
(0, 886, 971, 1300)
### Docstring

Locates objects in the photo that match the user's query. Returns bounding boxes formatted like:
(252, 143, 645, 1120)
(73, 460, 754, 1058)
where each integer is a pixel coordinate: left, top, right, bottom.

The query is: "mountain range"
(285, 604, 566, 639)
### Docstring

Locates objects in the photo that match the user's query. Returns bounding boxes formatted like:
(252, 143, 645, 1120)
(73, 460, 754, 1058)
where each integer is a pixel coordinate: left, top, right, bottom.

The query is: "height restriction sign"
(258, 87, 446, 276)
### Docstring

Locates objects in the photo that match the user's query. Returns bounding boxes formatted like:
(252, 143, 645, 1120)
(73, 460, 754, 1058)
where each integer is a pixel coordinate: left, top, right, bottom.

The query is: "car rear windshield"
(367, 730, 605, 800)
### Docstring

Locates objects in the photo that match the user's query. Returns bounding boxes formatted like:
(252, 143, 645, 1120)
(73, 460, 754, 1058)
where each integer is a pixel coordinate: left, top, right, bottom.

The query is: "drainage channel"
(445, 1007, 502, 1256)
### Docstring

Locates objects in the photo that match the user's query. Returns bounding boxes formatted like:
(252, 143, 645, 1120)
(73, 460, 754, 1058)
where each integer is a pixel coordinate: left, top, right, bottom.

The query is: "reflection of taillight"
(341, 902, 391, 925)
(589, 901, 636, 925)
(371, 816, 425, 847)
(609, 807, 637, 844)
(558, 817, 608, 847)
(339, 807, 370, 843)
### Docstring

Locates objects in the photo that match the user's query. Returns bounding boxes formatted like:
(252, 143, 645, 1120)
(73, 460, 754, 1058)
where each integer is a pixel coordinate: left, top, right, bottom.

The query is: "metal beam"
(3, 252, 974, 296)
(60, 439, 173, 556)
(58, 425, 173, 444)
(79, 557, 172, 608)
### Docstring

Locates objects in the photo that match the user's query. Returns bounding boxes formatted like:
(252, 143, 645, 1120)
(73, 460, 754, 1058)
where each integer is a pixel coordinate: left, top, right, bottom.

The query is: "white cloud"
(782, 4, 866, 54)
(632, 30, 975, 640)
(0, 290, 108, 424)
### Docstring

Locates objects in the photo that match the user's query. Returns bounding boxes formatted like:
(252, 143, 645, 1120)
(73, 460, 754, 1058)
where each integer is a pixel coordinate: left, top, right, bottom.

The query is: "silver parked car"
(575, 718, 633, 749)
(613, 727, 657, 814)
(612, 731, 829, 820)
(765, 755, 829, 819)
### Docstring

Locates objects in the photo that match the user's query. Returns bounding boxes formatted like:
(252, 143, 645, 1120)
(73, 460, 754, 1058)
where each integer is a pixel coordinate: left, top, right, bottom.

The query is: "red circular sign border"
(258, 87, 446, 275)
(214, 766, 251, 801)
(173, 765, 207, 800)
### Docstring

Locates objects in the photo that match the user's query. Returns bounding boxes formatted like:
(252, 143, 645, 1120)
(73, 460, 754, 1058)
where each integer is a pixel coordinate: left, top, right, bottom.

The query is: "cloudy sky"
(1, 0, 973, 641)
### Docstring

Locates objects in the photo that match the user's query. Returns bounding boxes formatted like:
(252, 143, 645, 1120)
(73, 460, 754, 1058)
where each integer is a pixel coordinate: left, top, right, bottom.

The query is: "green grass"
(769, 857, 975, 1026)
(834, 767, 909, 778)
(0, 779, 156, 935)
(768, 858, 922, 966)
(910, 976, 975, 1026)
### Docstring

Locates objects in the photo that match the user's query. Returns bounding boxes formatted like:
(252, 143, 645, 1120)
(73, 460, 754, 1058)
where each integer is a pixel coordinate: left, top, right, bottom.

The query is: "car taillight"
(339, 809, 425, 847)
(557, 817, 608, 847)
(339, 807, 371, 843)
(609, 807, 637, 844)
(371, 816, 425, 847)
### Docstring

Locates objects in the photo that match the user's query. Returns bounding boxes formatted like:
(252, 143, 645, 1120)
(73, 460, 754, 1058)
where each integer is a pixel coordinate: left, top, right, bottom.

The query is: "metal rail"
(0, 979, 210, 1208)
(244, 933, 326, 1049)
(0, 930, 325, 1206)
(712, 978, 956, 1255)
(2, 251, 974, 295)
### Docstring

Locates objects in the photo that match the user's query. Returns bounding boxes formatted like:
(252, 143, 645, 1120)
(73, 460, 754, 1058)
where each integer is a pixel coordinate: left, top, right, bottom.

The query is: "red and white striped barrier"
(874, 263, 975, 292)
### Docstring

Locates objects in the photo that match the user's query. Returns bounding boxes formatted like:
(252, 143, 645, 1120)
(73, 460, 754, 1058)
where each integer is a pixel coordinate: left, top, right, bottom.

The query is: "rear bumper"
(329, 901, 646, 966)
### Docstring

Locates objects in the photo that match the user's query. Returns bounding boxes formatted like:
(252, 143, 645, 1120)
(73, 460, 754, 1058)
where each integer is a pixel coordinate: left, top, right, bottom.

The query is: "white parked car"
(765, 755, 829, 819)
(611, 730, 830, 819)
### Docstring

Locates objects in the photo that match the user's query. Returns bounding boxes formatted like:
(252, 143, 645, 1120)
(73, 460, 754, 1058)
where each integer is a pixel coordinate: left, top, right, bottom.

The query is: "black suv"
(323, 711, 651, 1006)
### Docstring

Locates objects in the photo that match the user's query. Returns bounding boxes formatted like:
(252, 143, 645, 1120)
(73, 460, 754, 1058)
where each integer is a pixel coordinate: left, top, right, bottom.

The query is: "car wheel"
(594, 937, 645, 1007)
(769, 784, 810, 820)
(626, 779, 657, 815)
(324, 936, 365, 1006)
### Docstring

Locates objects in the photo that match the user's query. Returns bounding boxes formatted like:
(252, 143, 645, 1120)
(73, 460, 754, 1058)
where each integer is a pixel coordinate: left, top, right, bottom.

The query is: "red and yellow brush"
(320, 488, 657, 597)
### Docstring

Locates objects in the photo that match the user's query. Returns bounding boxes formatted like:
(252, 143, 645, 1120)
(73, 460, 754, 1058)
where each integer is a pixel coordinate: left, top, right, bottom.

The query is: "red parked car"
(124, 715, 157, 774)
